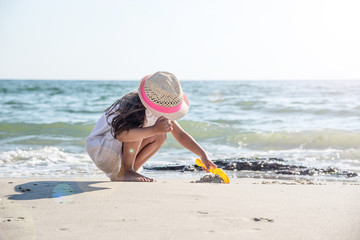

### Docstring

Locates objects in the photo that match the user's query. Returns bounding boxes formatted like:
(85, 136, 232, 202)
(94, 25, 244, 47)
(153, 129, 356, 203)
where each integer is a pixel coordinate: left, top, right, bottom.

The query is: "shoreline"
(2, 170, 358, 183)
(1, 177, 360, 240)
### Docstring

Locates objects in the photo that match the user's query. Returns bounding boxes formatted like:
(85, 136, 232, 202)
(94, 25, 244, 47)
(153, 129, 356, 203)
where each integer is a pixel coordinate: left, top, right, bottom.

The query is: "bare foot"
(115, 169, 154, 182)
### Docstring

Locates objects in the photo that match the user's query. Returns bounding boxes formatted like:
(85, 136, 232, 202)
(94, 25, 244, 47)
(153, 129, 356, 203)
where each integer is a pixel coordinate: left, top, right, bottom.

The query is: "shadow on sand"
(7, 180, 110, 201)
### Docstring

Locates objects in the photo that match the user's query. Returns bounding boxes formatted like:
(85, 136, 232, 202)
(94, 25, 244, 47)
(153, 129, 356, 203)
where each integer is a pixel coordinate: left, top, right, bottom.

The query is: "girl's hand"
(200, 155, 217, 172)
(153, 116, 173, 133)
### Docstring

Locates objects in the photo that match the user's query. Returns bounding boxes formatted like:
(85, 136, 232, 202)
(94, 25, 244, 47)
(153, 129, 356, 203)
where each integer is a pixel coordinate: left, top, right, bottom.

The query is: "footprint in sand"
(253, 217, 274, 223)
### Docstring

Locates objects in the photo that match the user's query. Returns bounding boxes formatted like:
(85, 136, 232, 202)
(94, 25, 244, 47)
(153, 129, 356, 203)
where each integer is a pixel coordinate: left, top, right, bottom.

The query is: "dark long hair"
(105, 92, 146, 139)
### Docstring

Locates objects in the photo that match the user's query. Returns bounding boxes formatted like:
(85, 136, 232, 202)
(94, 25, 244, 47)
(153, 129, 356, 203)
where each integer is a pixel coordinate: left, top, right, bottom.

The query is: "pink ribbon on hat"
(139, 76, 185, 114)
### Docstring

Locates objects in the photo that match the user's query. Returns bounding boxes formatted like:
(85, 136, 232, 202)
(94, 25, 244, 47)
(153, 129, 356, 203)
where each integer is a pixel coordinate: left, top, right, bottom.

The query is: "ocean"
(1, 80, 360, 180)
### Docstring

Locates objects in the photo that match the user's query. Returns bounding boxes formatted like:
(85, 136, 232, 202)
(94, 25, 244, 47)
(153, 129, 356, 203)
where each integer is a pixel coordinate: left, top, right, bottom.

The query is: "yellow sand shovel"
(195, 158, 230, 184)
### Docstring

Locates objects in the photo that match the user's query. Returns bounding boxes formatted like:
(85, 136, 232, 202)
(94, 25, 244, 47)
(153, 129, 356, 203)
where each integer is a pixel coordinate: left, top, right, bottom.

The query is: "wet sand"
(0, 177, 359, 240)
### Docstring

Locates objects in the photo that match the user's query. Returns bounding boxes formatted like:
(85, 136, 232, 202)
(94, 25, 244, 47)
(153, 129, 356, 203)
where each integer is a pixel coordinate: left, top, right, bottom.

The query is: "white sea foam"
(0, 147, 103, 178)
(0, 145, 359, 178)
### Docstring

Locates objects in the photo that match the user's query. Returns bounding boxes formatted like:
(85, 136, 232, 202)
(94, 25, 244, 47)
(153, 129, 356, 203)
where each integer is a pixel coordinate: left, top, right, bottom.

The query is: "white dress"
(85, 109, 158, 179)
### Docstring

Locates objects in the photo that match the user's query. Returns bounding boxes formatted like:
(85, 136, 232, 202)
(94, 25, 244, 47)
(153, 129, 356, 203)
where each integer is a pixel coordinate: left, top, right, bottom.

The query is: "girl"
(86, 71, 216, 182)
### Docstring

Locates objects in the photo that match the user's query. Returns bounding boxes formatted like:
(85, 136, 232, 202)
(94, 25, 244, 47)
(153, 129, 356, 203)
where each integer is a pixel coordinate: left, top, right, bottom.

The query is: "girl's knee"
(142, 134, 166, 147)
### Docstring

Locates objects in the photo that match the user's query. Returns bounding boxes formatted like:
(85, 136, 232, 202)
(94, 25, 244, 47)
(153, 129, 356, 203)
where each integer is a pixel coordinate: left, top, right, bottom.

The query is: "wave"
(3, 100, 28, 105)
(1, 145, 358, 178)
(264, 107, 357, 117)
(1, 120, 359, 152)
(235, 129, 360, 151)
(0, 122, 94, 138)
(0, 146, 101, 177)
(178, 121, 360, 150)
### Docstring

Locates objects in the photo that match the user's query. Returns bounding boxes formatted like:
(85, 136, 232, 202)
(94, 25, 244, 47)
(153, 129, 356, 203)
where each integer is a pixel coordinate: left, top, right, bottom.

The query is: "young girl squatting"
(85, 71, 216, 182)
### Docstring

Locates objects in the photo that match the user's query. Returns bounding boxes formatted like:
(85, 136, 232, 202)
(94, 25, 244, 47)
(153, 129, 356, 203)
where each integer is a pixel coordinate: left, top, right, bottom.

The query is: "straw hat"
(138, 71, 189, 120)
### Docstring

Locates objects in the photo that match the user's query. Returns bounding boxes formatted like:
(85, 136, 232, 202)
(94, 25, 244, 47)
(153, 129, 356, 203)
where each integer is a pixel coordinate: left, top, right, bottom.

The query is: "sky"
(0, 0, 360, 81)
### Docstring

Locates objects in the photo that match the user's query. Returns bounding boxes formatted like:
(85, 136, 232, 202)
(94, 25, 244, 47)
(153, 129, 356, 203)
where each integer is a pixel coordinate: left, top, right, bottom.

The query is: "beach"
(1, 177, 359, 240)
(2, 0, 360, 239)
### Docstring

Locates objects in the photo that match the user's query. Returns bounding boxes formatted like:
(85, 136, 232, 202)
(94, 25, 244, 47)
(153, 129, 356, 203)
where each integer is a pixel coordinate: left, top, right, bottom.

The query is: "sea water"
(0, 80, 359, 179)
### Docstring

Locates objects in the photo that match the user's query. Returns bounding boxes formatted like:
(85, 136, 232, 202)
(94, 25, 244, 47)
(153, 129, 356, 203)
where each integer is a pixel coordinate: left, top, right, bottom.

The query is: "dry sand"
(0, 177, 359, 240)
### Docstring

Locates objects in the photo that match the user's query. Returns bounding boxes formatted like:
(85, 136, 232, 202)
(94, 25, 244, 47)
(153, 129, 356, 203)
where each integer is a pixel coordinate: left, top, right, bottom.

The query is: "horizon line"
(1, 78, 360, 82)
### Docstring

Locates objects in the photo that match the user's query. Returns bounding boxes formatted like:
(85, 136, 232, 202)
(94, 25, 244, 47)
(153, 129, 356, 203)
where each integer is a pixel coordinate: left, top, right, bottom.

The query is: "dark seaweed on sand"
(144, 157, 358, 178)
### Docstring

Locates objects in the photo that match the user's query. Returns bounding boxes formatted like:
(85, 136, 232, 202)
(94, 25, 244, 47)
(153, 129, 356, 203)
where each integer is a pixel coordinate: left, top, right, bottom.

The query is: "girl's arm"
(116, 116, 172, 142)
(171, 120, 216, 171)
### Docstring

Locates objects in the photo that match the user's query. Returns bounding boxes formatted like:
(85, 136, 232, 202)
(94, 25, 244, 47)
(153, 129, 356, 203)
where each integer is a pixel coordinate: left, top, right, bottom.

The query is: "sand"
(0, 177, 359, 240)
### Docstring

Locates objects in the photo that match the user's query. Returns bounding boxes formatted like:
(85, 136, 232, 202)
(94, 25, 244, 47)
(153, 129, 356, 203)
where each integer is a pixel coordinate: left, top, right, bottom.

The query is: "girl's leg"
(117, 139, 147, 182)
(134, 133, 166, 171)
(116, 134, 166, 182)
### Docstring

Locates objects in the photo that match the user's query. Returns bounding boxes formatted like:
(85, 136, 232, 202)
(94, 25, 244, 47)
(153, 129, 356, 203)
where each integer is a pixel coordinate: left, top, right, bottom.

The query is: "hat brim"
(138, 76, 189, 121)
